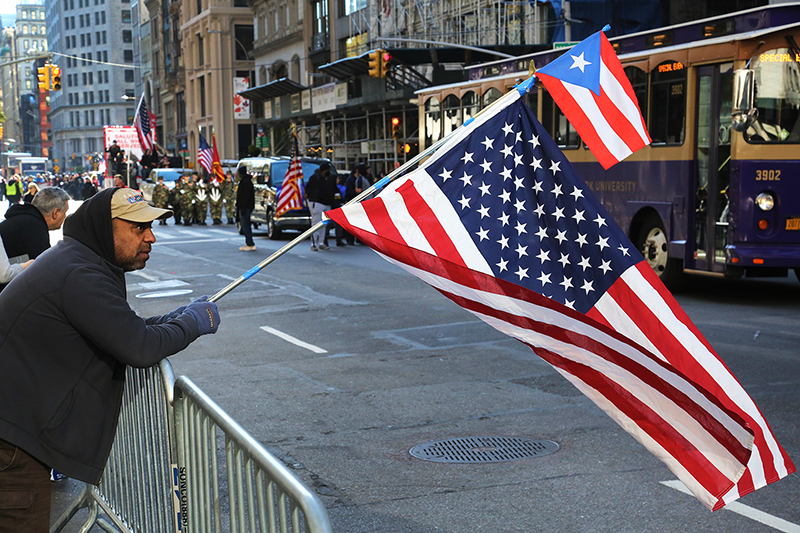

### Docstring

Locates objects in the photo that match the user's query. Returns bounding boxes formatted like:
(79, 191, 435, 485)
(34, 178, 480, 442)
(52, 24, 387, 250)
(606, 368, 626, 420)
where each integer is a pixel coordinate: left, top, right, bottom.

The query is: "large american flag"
(537, 30, 650, 169)
(133, 95, 156, 152)
(327, 88, 794, 510)
(275, 136, 304, 217)
(197, 134, 213, 174)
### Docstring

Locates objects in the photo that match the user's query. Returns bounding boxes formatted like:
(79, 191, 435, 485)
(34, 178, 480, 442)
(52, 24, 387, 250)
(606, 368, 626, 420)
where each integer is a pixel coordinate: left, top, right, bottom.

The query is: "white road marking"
(260, 326, 328, 354)
(153, 238, 235, 245)
(127, 270, 160, 281)
(178, 229, 207, 237)
(152, 232, 177, 239)
(660, 480, 800, 532)
(208, 229, 235, 235)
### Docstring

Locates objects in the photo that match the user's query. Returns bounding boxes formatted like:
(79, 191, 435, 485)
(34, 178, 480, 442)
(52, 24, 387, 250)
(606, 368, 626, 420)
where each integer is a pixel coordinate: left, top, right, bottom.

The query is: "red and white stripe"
(276, 156, 304, 217)
(537, 34, 650, 170)
(327, 167, 794, 511)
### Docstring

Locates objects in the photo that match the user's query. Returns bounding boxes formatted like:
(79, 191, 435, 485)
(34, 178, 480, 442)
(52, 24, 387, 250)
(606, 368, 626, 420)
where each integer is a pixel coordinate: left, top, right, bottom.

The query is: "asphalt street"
(43, 210, 799, 532)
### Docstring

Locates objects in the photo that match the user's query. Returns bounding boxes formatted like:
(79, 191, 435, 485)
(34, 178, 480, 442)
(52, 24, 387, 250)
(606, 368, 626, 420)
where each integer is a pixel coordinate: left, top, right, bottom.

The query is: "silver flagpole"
(209, 75, 537, 303)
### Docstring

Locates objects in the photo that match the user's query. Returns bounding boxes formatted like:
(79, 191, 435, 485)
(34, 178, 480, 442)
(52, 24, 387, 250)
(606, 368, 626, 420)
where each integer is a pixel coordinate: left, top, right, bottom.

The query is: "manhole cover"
(135, 289, 194, 299)
(410, 436, 558, 464)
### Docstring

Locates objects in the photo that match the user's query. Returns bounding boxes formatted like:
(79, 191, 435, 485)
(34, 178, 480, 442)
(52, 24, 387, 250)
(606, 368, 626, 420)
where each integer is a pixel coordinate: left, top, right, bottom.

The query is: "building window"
(197, 35, 204, 65)
(124, 69, 134, 82)
(122, 30, 131, 43)
(234, 25, 253, 61)
(199, 76, 206, 116)
(124, 49, 133, 62)
(121, 10, 131, 23)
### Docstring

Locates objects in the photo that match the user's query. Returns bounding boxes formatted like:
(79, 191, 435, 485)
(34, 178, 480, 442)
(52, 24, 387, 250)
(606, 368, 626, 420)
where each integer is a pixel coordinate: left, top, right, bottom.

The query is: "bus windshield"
(745, 47, 800, 143)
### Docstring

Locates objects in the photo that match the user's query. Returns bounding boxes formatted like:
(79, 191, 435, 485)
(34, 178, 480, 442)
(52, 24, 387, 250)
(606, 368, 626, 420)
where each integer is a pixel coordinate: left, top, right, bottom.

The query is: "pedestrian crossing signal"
(368, 50, 381, 78)
(37, 66, 49, 91)
(50, 65, 61, 91)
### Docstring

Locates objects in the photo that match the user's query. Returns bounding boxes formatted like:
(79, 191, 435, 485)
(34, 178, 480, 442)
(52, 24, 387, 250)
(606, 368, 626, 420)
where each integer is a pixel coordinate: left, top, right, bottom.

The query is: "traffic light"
(391, 116, 401, 140)
(380, 51, 392, 78)
(50, 65, 61, 91)
(368, 50, 381, 77)
(36, 66, 49, 91)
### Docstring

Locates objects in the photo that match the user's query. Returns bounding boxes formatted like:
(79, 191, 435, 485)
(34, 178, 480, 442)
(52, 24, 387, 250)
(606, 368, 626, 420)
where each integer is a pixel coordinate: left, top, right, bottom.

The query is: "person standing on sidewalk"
(0, 188, 220, 532)
(305, 162, 337, 251)
(236, 166, 256, 251)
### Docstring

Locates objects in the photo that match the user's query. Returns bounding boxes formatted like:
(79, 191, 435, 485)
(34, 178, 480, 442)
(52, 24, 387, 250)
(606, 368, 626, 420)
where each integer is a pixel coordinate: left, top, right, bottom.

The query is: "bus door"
(692, 63, 733, 272)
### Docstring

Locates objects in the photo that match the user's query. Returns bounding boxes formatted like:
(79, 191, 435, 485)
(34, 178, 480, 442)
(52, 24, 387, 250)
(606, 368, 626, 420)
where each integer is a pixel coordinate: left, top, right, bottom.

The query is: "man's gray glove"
(182, 295, 220, 336)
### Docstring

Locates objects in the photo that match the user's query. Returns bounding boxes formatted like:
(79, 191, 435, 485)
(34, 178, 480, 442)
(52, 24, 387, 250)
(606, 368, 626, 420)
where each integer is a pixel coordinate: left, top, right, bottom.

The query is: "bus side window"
(624, 65, 648, 125)
(541, 90, 580, 149)
(650, 60, 687, 145)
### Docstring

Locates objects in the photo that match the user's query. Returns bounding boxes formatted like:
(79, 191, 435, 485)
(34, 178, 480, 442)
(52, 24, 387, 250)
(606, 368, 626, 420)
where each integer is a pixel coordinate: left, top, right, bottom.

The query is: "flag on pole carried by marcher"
(326, 86, 794, 511)
(133, 95, 156, 152)
(211, 134, 225, 183)
(536, 29, 650, 169)
(197, 134, 213, 174)
(275, 135, 304, 217)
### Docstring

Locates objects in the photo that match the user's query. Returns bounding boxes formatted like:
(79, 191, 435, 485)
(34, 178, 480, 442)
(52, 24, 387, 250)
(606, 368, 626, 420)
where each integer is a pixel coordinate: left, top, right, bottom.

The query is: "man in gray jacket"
(0, 188, 221, 532)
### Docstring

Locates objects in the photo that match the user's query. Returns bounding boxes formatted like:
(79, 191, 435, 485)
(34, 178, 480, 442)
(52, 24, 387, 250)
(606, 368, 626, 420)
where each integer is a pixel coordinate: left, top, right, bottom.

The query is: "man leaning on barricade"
(0, 188, 221, 532)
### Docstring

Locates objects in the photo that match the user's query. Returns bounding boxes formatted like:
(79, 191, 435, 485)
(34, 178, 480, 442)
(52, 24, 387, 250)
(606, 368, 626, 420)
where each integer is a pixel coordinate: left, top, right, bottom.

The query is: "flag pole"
(209, 75, 537, 303)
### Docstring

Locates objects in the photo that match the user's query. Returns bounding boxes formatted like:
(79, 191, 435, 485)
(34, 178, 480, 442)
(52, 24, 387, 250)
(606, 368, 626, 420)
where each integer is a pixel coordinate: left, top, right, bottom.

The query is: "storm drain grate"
(409, 436, 559, 464)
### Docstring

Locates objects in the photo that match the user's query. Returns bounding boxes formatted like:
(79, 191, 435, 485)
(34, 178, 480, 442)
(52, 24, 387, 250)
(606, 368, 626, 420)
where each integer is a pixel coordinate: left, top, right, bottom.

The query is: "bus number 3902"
(755, 169, 782, 181)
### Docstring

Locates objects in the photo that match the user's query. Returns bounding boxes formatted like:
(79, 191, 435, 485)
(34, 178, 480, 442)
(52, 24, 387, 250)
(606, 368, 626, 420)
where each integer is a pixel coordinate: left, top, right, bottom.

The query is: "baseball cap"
(111, 188, 172, 222)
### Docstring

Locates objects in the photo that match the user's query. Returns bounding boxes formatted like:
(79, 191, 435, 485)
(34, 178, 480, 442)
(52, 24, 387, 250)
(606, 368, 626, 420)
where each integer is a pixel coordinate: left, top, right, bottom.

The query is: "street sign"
(553, 42, 579, 49)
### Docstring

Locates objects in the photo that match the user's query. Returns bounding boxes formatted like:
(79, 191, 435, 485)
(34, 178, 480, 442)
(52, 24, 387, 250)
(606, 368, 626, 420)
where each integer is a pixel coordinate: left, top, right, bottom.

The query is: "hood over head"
(63, 187, 117, 265)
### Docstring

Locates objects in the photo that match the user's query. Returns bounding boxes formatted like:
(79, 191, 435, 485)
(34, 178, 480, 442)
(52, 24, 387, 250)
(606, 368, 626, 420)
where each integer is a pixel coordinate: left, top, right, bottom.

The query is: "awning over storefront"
(239, 78, 306, 101)
(318, 46, 548, 80)
(317, 52, 371, 80)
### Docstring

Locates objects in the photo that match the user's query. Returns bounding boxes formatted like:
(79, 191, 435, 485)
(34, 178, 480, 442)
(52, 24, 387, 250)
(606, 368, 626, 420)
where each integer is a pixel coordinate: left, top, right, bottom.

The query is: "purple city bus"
(417, 4, 800, 289)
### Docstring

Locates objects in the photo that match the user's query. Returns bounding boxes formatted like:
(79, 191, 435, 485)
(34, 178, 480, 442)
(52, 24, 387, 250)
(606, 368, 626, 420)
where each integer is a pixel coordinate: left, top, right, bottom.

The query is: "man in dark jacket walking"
(236, 166, 256, 251)
(0, 186, 70, 267)
(305, 162, 337, 251)
(0, 188, 220, 531)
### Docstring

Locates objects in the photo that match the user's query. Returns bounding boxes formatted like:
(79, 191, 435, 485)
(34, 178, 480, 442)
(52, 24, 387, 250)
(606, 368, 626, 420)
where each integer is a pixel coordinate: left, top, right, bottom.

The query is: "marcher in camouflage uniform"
(193, 174, 209, 226)
(208, 177, 224, 225)
(152, 176, 171, 225)
(168, 177, 184, 225)
(221, 172, 237, 224)
(178, 174, 196, 226)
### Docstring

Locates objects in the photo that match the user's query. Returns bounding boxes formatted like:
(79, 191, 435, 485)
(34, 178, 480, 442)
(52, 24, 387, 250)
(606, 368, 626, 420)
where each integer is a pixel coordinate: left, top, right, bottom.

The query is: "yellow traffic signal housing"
(380, 51, 392, 78)
(367, 50, 381, 77)
(391, 116, 401, 140)
(37, 66, 50, 91)
(50, 65, 61, 91)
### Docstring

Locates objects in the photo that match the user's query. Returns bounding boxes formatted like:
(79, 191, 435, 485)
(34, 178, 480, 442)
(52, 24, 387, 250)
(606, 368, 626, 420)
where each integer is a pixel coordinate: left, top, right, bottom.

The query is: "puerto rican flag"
(326, 87, 794, 510)
(536, 30, 650, 170)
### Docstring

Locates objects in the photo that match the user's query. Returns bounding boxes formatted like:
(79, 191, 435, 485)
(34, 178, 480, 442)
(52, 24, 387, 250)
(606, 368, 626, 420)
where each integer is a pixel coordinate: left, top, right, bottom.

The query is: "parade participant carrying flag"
(324, 79, 794, 510)
(197, 134, 213, 175)
(133, 95, 156, 152)
(536, 27, 650, 169)
(275, 132, 304, 218)
(210, 134, 225, 183)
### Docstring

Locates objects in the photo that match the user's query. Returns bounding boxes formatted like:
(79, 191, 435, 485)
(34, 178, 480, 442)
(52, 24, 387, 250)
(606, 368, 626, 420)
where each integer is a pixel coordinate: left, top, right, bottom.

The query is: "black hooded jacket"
(0, 188, 202, 483)
(0, 202, 50, 260)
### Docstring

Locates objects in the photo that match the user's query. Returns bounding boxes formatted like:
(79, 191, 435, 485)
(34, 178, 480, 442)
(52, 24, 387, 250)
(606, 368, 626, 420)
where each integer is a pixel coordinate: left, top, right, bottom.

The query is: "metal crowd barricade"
(51, 360, 177, 533)
(51, 360, 333, 533)
(173, 376, 332, 533)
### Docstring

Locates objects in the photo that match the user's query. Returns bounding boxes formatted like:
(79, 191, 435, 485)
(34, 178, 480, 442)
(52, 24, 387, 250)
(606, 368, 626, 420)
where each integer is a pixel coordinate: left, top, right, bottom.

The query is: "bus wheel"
(266, 210, 282, 240)
(636, 214, 684, 290)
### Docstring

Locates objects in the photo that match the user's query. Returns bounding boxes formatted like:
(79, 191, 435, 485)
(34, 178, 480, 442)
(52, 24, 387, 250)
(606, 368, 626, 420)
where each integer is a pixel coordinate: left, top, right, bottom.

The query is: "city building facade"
(45, 0, 137, 172)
